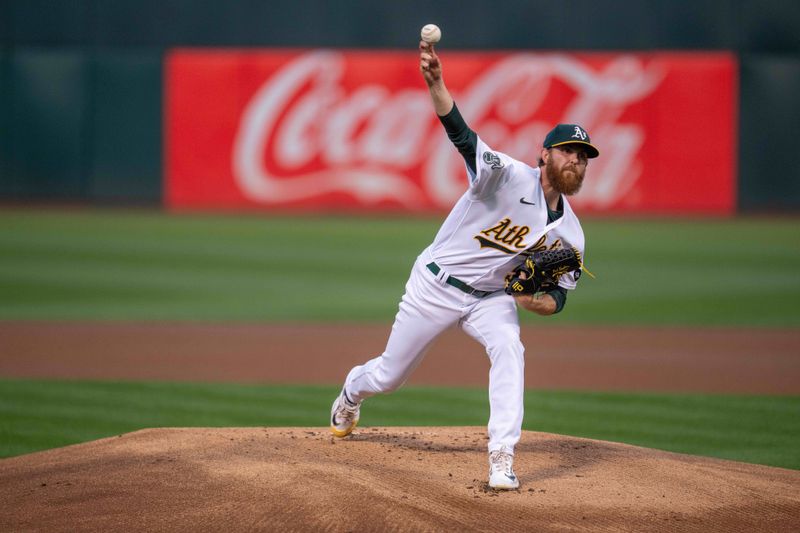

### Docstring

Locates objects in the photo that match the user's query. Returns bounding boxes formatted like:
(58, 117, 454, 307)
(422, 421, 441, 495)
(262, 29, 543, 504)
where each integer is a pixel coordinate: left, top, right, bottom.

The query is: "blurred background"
(1, 0, 799, 209)
(1, 1, 799, 468)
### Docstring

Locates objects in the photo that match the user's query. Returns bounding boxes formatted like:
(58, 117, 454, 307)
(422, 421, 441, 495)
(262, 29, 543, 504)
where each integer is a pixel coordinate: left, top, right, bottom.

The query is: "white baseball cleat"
(488, 447, 520, 490)
(330, 389, 361, 438)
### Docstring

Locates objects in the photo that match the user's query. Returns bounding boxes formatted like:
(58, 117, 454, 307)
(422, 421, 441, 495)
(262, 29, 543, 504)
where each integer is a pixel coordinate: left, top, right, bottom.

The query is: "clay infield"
(2, 427, 799, 532)
(2, 322, 799, 393)
(2, 322, 800, 531)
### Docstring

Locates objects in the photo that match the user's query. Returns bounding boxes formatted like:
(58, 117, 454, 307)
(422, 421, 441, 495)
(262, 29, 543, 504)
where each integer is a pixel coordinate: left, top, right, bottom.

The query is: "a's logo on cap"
(572, 126, 587, 140)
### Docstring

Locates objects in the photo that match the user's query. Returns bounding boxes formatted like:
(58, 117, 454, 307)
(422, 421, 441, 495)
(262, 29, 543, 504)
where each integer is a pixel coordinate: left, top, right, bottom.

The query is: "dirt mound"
(1, 427, 798, 532)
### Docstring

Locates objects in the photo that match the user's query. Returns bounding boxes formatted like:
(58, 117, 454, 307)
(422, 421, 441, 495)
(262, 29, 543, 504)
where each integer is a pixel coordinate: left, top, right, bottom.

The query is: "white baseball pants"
(343, 254, 525, 454)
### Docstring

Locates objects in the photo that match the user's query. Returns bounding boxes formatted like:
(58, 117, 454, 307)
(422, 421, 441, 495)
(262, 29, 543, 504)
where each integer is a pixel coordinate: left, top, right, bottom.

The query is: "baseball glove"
(504, 246, 587, 295)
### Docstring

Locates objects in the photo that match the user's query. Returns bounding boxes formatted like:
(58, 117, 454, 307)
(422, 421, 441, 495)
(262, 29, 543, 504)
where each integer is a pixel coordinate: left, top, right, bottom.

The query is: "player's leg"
(459, 292, 525, 453)
(459, 292, 524, 488)
(331, 261, 460, 436)
(344, 260, 461, 403)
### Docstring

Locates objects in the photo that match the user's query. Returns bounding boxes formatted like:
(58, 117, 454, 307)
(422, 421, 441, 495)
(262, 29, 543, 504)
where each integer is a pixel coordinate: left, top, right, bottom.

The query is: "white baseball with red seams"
(341, 135, 585, 455)
(420, 24, 441, 43)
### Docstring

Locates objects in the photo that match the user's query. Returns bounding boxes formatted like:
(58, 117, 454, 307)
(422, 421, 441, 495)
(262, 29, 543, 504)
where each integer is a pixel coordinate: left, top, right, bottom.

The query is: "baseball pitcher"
(330, 39, 599, 490)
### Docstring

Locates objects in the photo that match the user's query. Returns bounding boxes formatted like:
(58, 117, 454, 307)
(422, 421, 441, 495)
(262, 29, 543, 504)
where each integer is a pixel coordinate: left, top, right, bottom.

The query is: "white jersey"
(423, 136, 586, 292)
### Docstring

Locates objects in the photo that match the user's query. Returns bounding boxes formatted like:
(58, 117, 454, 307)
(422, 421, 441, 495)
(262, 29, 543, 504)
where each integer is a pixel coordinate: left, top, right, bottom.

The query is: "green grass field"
(1, 210, 799, 324)
(2, 380, 798, 469)
(1, 210, 798, 467)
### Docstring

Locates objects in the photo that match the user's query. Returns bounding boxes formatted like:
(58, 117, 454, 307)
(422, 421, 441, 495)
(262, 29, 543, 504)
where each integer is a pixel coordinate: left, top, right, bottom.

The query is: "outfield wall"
(166, 50, 736, 214)
(1, 0, 799, 211)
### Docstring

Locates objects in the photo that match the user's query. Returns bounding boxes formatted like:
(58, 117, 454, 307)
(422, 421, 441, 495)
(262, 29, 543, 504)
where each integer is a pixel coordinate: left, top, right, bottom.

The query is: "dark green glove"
(504, 247, 583, 296)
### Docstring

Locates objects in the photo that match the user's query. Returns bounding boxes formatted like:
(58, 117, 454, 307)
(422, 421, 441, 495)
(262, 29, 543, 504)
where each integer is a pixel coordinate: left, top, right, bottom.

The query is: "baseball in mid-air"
(420, 24, 441, 43)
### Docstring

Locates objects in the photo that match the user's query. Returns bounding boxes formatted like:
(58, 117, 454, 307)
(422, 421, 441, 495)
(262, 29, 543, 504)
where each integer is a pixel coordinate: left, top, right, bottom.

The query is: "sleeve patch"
(482, 151, 504, 169)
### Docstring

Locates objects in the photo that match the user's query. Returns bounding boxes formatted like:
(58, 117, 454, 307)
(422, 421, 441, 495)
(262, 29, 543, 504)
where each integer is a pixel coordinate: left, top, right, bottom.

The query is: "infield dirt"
(3, 322, 800, 531)
(2, 426, 799, 532)
(2, 322, 799, 394)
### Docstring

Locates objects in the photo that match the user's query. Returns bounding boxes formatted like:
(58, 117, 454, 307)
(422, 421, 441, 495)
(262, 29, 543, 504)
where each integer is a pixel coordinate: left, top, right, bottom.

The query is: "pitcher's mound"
(1, 427, 798, 532)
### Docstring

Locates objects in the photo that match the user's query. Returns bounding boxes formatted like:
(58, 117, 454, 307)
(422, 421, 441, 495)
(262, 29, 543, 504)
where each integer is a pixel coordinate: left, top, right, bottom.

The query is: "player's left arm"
(509, 242, 586, 315)
(513, 286, 567, 316)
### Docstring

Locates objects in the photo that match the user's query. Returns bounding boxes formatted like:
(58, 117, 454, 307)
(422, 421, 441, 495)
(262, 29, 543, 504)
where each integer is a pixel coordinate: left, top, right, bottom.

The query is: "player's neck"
(539, 169, 562, 211)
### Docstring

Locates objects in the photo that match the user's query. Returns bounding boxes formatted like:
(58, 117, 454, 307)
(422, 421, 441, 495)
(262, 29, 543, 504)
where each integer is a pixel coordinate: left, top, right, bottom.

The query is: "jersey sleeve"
(545, 286, 568, 314)
(438, 102, 478, 175)
(468, 137, 515, 199)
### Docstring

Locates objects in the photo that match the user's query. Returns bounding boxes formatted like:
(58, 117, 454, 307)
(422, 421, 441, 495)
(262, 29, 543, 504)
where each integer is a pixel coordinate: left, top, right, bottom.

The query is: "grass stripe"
(1, 211, 799, 324)
(1, 379, 797, 470)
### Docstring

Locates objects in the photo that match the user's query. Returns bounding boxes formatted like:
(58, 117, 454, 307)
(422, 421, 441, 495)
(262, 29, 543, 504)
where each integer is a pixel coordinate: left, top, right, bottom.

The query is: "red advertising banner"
(166, 49, 736, 214)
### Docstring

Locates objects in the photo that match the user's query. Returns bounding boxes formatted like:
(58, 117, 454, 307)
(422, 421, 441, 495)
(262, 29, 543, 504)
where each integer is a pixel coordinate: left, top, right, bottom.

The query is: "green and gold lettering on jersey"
(474, 217, 531, 254)
(526, 236, 563, 253)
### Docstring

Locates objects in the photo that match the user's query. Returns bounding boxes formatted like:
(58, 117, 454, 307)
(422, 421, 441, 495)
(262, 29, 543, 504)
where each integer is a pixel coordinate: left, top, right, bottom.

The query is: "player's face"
(546, 145, 588, 195)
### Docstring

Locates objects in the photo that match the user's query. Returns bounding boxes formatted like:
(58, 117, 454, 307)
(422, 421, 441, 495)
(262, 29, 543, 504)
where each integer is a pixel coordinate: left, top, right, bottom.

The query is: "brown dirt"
(1, 322, 799, 394)
(3, 323, 799, 531)
(1, 427, 799, 532)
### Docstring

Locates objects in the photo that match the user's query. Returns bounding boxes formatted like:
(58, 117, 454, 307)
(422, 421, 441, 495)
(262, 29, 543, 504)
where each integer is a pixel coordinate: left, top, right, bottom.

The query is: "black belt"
(426, 262, 495, 298)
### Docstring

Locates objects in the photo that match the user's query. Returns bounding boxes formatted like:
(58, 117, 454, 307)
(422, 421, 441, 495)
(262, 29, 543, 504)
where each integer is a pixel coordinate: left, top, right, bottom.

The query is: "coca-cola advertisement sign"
(166, 49, 736, 214)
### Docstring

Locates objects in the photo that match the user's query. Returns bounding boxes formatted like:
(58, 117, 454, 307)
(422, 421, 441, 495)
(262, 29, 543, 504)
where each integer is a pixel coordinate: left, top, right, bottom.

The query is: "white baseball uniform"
(342, 133, 586, 454)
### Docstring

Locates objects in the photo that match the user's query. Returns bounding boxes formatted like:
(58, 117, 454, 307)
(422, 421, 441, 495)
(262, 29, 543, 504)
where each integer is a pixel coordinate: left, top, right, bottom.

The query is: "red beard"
(546, 158, 585, 196)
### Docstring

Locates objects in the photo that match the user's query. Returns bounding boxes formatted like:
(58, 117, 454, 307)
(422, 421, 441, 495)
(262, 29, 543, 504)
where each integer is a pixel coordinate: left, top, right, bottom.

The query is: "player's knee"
(488, 335, 525, 363)
(505, 339, 525, 358)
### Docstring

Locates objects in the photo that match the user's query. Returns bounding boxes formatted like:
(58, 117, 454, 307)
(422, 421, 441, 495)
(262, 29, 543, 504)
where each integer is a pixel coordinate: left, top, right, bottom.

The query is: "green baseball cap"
(543, 124, 600, 158)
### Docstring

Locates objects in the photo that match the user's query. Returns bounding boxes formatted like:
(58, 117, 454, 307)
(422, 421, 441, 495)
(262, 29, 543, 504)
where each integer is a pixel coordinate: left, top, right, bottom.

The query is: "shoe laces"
(336, 396, 359, 422)
(490, 451, 514, 475)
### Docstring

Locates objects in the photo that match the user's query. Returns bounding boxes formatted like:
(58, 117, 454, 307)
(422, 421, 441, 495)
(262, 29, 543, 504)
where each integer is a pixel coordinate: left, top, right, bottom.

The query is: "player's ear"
(540, 148, 550, 164)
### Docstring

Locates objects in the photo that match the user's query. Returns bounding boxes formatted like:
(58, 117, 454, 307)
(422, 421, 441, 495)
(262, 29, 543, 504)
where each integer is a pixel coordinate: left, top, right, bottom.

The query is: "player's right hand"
(419, 41, 442, 86)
